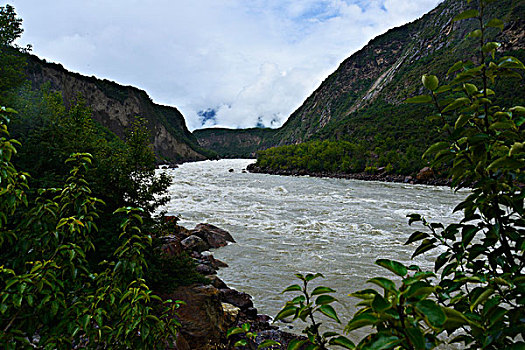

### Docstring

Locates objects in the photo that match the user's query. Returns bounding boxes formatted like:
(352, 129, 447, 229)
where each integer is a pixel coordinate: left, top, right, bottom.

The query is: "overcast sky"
(7, 0, 442, 130)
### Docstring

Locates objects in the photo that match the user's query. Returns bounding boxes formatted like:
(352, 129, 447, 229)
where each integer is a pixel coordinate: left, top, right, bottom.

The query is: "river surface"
(160, 159, 465, 337)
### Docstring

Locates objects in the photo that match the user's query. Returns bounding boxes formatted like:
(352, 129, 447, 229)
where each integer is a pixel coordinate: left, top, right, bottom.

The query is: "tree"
(0, 4, 30, 102)
(0, 107, 180, 349)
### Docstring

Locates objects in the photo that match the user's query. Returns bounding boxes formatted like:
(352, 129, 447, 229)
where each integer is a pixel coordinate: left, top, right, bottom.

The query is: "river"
(160, 159, 465, 337)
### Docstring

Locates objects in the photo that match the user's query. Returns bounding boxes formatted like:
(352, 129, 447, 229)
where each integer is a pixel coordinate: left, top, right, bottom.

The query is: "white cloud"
(7, 0, 442, 130)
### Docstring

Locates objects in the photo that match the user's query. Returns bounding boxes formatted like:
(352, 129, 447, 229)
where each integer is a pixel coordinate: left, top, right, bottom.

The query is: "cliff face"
(193, 128, 274, 158)
(26, 55, 208, 163)
(196, 0, 525, 157)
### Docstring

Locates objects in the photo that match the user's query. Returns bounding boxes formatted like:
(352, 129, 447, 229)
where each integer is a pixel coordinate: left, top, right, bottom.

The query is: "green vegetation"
(255, 135, 424, 176)
(267, 1, 525, 348)
(0, 6, 205, 348)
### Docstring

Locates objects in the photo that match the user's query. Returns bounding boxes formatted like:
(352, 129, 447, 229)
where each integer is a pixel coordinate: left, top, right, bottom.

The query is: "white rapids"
(160, 159, 465, 337)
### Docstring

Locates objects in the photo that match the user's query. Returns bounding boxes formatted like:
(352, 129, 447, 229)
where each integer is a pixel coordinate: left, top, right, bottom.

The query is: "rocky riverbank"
(157, 218, 298, 349)
(246, 164, 451, 187)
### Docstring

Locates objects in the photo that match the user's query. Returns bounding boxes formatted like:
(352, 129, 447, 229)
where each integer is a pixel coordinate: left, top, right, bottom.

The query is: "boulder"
(220, 288, 254, 310)
(195, 264, 216, 275)
(168, 285, 227, 349)
(222, 302, 240, 326)
(159, 234, 183, 257)
(181, 235, 209, 253)
(206, 275, 228, 289)
(417, 167, 434, 181)
(191, 223, 236, 249)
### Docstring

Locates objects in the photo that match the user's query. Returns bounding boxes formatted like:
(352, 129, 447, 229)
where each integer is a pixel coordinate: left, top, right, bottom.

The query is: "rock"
(168, 285, 226, 350)
(222, 302, 240, 326)
(206, 275, 228, 289)
(196, 264, 216, 275)
(244, 307, 258, 319)
(191, 223, 236, 249)
(404, 176, 413, 183)
(417, 167, 434, 181)
(201, 254, 229, 269)
(159, 234, 183, 257)
(228, 168, 234, 172)
(256, 314, 273, 325)
(180, 235, 209, 253)
(220, 289, 254, 310)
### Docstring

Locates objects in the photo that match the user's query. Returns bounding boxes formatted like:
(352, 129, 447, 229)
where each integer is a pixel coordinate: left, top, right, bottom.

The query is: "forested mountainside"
(25, 55, 212, 163)
(196, 0, 525, 175)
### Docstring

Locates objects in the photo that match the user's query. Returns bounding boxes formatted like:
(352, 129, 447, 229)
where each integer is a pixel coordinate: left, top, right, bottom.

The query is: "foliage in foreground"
(266, 0, 525, 349)
(0, 108, 180, 348)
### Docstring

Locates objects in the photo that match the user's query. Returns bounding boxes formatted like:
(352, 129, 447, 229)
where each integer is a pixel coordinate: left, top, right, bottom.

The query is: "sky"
(7, 0, 442, 130)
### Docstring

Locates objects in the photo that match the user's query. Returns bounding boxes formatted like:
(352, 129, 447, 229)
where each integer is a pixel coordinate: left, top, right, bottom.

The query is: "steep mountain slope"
(193, 127, 274, 158)
(273, 0, 524, 144)
(196, 0, 525, 166)
(26, 55, 211, 163)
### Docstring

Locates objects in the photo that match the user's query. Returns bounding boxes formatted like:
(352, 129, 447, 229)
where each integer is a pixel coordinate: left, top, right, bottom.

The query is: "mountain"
(25, 55, 212, 163)
(195, 0, 525, 172)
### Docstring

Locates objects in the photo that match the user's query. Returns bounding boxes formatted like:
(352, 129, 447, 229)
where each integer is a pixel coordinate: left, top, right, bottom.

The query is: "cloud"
(8, 0, 442, 130)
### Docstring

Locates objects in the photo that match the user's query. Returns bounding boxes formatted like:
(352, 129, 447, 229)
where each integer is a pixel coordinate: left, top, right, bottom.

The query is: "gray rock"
(191, 223, 236, 248)
(180, 235, 209, 253)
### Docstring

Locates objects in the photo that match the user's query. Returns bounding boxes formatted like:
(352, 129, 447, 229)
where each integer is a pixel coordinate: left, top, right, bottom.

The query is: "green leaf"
(412, 239, 437, 258)
(442, 97, 470, 113)
(311, 286, 336, 295)
(274, 305, 297, 321)
(467, 29, 482, 38)
(487, 156, 525, 171)
(453, 9, 479, 21)
(368, 277, 396, 292)
(305, 272, 324, 282)
(442, 307, 470, 331)
(461, 226, 478, 246)
(448, 61, 465, 75)
(234, 339, 248, 347)
(363, 333, 402, 350)
(406, 327, 425, 350)
(329, 336, 356, 349)
(287, 339, 307, 350)
(498, 57, 525, 70)
(376, 259, 408, 277)
(282, 284, 302, 293)
(405, 95, 432, 104)
(346, 312, 379, 332)
(315, 295, 337, 305)
(455, 113, 472, 129)
(489, 121, 516, 131)
(486, 18, 504, 30)
(405, 231, 429, 245)
(416, 300, 446, 327)
(371, 294, 391, 313)
(318, 304, 340, 323)
(422, 74, 439, 91)
(258, 340, 281, 349)
(422, 141, 449, 158)
(470, 288, 494, 311)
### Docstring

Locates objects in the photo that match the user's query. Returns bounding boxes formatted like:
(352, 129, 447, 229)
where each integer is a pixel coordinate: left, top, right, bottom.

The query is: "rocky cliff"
(193, 127, 274, 158)
(26, 55, 210, 163)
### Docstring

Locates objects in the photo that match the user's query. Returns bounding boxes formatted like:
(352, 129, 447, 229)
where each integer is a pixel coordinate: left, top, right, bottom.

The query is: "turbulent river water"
(160, 159, 466, 336)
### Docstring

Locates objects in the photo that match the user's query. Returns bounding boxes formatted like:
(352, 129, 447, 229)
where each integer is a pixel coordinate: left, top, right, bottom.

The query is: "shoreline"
(246, 163, 451, 187)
